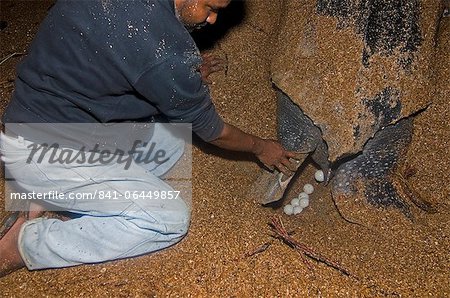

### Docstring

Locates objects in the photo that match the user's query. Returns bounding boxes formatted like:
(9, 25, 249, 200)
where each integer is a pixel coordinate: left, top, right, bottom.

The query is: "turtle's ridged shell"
(271, 0, 442, 162)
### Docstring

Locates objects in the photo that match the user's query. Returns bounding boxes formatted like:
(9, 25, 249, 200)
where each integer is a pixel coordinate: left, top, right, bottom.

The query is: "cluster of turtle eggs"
(283, 169, 324, 216)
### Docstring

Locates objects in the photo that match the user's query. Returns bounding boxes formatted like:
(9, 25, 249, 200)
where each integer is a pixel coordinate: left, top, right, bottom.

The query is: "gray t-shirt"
(2, 0, 224, 142)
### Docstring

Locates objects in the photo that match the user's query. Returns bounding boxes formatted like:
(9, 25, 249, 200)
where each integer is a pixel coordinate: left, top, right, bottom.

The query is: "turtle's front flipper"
(332, 118, 423, 220)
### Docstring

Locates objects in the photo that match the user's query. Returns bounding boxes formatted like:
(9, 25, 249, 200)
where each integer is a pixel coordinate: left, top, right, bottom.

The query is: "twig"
(392, 172, 436, 213)
(0, 52, 26, 66)
(331, 191, 368, 228)
(245, 241, 272, 257)
(269, 215, 353, 277)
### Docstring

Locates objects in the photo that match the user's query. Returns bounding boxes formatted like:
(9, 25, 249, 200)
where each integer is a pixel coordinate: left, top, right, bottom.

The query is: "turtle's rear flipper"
(251, 154, 309, 204)
(332, 118, 424, 221)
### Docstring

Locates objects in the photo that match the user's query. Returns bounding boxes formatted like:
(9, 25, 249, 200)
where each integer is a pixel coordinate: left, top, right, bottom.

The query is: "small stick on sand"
(0, 51, 26, 66)
(269, 215, 353, 277)
(245, 241, 272, 257)
(392, 169, 437, 213)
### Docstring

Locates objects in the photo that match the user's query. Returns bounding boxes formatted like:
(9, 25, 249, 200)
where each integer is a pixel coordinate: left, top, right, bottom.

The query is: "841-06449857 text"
(9, 190, 181, 201)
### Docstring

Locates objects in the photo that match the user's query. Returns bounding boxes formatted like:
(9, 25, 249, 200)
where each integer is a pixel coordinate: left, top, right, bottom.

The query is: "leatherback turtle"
(252, 0, 445, 217)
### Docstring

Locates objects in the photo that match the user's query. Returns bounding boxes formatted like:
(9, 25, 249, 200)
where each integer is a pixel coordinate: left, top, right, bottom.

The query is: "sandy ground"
(1, 1, 449, 296)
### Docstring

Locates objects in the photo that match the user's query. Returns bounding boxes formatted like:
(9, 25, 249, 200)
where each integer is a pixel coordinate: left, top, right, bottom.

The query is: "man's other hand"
(199, 52, 225, 84)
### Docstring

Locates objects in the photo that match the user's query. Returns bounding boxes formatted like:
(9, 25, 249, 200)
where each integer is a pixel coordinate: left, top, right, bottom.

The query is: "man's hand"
(199, 52, 225, 84)
(210, 123, 299, 177)
(252, 138, 299, 176)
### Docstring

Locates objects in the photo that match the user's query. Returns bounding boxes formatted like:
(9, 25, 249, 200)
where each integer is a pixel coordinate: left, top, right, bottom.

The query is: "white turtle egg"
(293, 206, 303, 215)
(314, 170, 325, 182)
(303, 183, 314, 194)
(283, 204, 294, 215)
(291, 198, 300, 206)
(298, 192, 309, 200)
(299, 197, 309, 208)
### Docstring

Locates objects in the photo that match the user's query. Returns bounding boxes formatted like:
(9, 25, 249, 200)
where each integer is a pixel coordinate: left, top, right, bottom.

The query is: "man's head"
(175, 0, 231, 31)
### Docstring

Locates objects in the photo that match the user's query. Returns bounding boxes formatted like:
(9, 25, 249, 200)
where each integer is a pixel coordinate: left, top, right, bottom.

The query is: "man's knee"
(129, 200, 190, 256)
(132, 198, 190, 237)
(164, 199, 191, 237)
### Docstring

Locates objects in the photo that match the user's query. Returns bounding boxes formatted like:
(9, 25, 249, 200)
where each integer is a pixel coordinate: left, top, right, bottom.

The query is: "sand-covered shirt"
(2, 0, 224, 142)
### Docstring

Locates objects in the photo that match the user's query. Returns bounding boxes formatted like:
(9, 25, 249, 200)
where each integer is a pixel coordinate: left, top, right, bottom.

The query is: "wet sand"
(1, 1, 449, 296)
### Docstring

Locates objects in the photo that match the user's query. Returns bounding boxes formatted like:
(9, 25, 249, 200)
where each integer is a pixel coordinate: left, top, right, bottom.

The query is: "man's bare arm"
(209, 123, 298, 176)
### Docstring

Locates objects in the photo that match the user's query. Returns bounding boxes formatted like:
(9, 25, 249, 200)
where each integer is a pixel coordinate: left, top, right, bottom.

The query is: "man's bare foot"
(0, 203, 74, 277)
(27, 202, 46, 220)
(0, 215, 26, 278)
